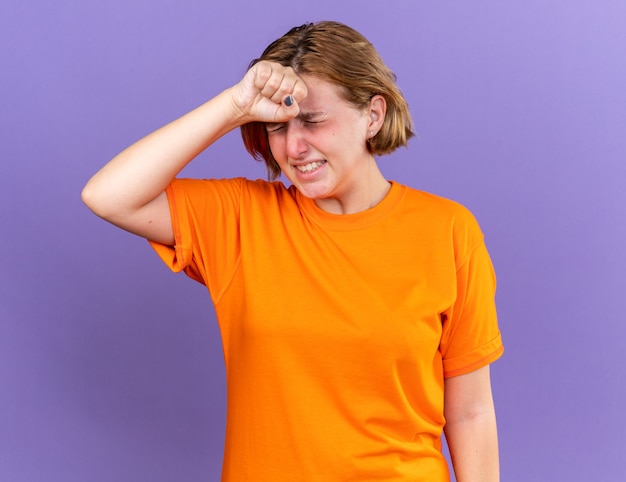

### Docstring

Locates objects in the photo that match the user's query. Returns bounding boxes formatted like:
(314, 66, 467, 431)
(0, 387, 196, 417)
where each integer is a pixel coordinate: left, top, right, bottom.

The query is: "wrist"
(221, 85, 254, 127)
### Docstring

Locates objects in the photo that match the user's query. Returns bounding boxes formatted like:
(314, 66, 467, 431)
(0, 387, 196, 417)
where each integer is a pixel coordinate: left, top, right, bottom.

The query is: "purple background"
(2, 1, 625, 480)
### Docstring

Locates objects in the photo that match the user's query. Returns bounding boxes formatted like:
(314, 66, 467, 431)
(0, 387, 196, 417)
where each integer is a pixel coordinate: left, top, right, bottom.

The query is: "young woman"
(83, 21, 503, 482)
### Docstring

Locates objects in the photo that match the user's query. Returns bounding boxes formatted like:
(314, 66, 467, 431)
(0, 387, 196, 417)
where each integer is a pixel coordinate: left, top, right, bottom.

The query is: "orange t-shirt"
(150, 178, 503, 481)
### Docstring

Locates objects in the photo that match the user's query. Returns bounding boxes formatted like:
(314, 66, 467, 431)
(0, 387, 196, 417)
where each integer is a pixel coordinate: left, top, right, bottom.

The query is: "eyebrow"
(265, 111, 326, 130)
(296, 111, 325, 121)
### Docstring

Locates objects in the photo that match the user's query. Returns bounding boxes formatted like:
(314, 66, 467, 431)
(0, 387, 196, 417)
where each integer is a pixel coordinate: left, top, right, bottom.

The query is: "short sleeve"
(148, 177, 243, 300)
(440, 217, 503, 378)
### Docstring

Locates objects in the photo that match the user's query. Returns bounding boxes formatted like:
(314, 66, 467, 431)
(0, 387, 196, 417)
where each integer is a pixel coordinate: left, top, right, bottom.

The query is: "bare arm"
(444, 365, 500, 482)
(81, 61, 307, 245)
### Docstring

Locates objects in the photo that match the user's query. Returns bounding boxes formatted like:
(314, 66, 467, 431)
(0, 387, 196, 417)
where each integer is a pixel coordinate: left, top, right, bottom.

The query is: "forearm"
(82, 87, 243, 219)
(444, 408, 499, 482)
(442, 365, 500, 482)
(82, 61, 305, 243)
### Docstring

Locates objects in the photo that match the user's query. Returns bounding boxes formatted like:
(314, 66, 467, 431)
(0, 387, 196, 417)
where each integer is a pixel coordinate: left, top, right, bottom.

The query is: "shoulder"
(169, 177, 293, 202)
(396, 183, 485, 257)
(398, 183, 481, 229)
(241, 178, 291, 196)
(237, 179, 297, 207)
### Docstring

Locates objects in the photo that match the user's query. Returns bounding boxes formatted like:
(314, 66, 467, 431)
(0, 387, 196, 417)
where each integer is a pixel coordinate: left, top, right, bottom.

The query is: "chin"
(293, 181, 333, 200)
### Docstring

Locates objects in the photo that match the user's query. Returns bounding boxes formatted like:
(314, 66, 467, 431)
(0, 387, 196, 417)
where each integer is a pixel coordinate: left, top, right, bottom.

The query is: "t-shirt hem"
(147, 183, 200, 281)
(443, 333, 504, 378)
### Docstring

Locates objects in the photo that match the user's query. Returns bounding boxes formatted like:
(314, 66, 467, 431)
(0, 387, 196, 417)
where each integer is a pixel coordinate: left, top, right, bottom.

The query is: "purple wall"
(2, 1, 625, 480)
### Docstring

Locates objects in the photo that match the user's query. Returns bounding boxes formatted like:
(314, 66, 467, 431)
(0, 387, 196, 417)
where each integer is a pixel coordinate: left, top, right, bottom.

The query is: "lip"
(291, 159, 327, 180)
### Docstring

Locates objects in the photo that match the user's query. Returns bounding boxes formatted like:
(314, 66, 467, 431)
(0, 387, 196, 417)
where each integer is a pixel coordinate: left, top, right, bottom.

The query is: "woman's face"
(265, 75, 382, 214)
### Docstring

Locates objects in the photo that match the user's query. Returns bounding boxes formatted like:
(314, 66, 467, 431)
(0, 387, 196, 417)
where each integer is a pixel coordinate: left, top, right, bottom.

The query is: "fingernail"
(284, 95, 294, 107)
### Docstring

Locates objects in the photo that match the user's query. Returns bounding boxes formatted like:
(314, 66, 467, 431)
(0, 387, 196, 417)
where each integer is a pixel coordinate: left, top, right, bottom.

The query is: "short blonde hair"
(241, 21, 414, 180)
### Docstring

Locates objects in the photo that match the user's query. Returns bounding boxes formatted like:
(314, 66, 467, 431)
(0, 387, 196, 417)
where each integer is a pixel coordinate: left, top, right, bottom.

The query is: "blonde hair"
(241, 21, 414, 180)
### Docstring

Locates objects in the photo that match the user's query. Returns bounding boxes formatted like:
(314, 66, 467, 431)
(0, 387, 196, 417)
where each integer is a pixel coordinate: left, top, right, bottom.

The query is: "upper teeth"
(296, 161, 324, 172)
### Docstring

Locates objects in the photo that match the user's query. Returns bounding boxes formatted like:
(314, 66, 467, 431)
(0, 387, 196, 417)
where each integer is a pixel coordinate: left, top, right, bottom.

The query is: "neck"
(314, 165, 391, 215)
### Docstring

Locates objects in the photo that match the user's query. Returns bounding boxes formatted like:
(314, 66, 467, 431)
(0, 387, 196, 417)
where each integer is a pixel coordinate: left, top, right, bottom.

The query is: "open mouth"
(294, 160, 326, 173)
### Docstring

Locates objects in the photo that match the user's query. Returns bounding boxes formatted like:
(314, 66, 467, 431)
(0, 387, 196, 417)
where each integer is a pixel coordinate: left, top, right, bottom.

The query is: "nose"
(285, 122, 308, 160)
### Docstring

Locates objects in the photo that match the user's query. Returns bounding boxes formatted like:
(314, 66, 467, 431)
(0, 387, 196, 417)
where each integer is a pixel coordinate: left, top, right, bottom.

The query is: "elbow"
(81, 178, 112, 219)
(80, 182, 93, 209)
(81, 180, 99, 213)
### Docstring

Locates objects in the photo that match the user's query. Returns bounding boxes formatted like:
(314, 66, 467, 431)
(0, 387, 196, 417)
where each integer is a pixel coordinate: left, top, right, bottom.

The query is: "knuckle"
(265, 77, 281, 91)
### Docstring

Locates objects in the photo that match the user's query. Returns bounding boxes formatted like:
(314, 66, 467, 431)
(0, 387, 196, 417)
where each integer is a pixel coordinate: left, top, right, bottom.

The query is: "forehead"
(299, 75, 351, 110)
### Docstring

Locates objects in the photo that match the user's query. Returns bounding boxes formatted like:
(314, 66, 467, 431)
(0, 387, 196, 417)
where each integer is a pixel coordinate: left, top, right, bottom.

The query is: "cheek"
(267, 136, 286, 163)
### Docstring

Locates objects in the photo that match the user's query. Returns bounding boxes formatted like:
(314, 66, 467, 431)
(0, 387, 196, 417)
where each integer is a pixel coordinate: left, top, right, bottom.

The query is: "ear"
(367, 95, 387, 136)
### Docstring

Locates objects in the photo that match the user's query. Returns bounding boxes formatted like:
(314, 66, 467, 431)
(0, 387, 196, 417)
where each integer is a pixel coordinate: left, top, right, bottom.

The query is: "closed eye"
(299, 112, 325, 123)
(266, 123, 286, 133)
(300, 116, 327, 128)
(265, 115, 326, 134)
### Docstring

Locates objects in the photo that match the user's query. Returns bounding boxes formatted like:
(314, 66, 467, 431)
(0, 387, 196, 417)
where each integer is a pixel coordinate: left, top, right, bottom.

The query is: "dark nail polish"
(285, 95, 294, 107)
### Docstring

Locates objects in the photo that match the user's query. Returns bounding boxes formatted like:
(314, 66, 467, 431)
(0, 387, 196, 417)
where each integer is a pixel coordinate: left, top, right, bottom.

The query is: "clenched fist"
(230, 61, 308, 124)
